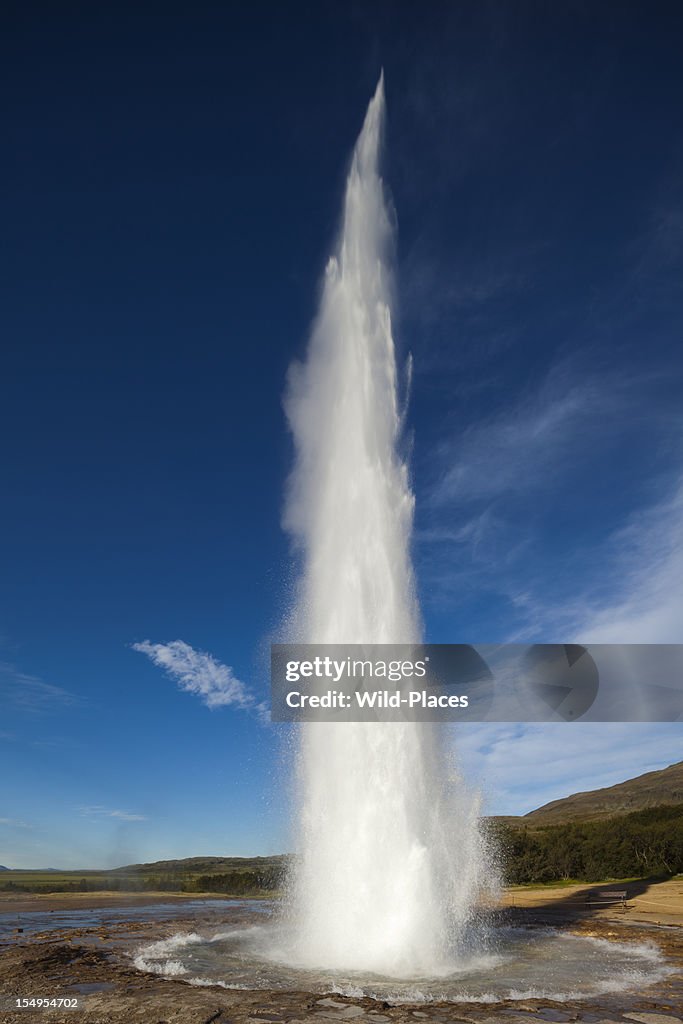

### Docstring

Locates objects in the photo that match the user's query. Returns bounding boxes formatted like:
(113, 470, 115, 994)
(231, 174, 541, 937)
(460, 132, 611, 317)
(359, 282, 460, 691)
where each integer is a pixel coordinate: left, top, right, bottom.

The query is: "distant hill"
(0, 866, 9, 871)
(112, 855, 287, 874)
(517, 760, 683, 825)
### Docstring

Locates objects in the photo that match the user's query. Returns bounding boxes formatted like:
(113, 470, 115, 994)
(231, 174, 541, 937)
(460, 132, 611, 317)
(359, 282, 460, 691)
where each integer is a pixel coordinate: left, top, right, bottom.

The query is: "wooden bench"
(585, 889, 629, 909)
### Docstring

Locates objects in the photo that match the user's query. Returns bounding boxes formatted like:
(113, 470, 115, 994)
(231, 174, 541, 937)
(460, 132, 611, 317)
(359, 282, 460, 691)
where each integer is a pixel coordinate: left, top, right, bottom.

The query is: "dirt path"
(503, 877, 683, 927)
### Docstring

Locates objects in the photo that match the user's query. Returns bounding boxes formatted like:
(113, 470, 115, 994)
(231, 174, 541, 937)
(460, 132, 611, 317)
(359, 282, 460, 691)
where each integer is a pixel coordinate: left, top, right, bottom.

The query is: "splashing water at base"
(135, 919, 673, 1003)
(280, 74, 494, 976)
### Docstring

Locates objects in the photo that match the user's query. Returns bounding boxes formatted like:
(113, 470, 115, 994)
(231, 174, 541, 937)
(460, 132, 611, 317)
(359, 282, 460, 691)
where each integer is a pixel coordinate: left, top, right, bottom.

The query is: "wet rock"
(314, 1003, 367, 1021)
(202, 1013, 233, 1024)
(315, 1010, 366, 1020)
(624, 1015, 683, 1024)
(478, 1017, 536, 1024)
(1, 910, 681, 1024)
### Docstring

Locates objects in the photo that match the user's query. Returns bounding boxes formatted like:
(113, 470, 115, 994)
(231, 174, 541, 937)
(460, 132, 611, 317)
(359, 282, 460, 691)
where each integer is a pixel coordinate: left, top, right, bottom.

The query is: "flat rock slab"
(478, 1018, 547, 1024)
(289, 1019, 331, 1024)
(315, 1011, 367, 1020)
(314, 1005, 367, 1020)
(624, 1015, 683, 1024)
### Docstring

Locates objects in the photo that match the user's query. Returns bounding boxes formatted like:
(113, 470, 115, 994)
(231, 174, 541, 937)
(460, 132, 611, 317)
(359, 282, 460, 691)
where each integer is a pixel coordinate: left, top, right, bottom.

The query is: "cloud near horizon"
(455, 722, 683, 817)
(132, 639, 266, 718)
(78, 806, 147, 822)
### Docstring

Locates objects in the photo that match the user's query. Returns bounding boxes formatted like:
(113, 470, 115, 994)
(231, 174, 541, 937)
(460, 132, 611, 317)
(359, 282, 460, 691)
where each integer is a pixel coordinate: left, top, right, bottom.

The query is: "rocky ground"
(0, 883, 681, 1024)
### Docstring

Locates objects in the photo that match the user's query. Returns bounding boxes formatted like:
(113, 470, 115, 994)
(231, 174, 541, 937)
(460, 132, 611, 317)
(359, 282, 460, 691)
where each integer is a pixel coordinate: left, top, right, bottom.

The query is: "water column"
(283, 76, 485, 976)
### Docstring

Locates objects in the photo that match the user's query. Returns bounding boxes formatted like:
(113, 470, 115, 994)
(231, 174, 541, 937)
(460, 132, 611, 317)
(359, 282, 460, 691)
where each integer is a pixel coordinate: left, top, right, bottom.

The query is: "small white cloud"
(132, 638, 266, 717)
(0, 817, 30, 828)
(78, 805, 147, 823)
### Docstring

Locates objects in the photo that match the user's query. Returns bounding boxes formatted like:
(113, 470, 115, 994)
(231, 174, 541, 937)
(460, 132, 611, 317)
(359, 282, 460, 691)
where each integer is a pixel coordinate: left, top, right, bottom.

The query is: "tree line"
(4, 806, 681, 895)
(492, 803, 683, 883)
(0, 865, 286, 895)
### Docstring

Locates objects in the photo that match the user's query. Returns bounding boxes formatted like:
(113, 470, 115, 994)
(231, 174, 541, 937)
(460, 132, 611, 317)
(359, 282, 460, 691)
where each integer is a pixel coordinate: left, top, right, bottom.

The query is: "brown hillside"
(522, 759, 683, 824)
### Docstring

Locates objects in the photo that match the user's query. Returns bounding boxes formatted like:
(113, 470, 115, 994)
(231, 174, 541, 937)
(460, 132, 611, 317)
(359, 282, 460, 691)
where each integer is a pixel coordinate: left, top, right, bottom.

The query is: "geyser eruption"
(134, 78, 672, 1006)
(284, 75, 418, 650)
(283, 76, 490, 976)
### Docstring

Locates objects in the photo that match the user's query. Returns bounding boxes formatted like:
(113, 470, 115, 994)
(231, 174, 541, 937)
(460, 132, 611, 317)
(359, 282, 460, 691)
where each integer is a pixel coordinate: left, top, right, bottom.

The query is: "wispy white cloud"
(456, 722, 683, 816)
(132, 639, 267, 718)
(420, 351, 683, 643)
(421, 356, 683, 819)
(0, 662, 79, 711)
(0, 817, 31, 828)
(491, 473, 683, 644)
(78, 806, 147, 823)
(575, 477, 683, 643)
(430, 362, 632, 509)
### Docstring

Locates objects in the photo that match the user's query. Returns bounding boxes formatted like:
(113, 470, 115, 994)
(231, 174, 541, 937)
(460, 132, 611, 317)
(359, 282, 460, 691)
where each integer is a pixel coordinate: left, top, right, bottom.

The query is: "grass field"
(0, 857, 286, 896)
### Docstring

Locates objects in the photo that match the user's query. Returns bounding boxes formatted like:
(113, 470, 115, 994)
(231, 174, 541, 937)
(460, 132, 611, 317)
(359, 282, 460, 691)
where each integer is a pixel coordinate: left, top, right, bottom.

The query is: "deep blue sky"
(2, 2, 682, 867)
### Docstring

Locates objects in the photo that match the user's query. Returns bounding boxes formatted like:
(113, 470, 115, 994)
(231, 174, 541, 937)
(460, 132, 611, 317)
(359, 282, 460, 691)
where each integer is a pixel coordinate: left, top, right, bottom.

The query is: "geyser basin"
(134, 922, 671, 1003)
